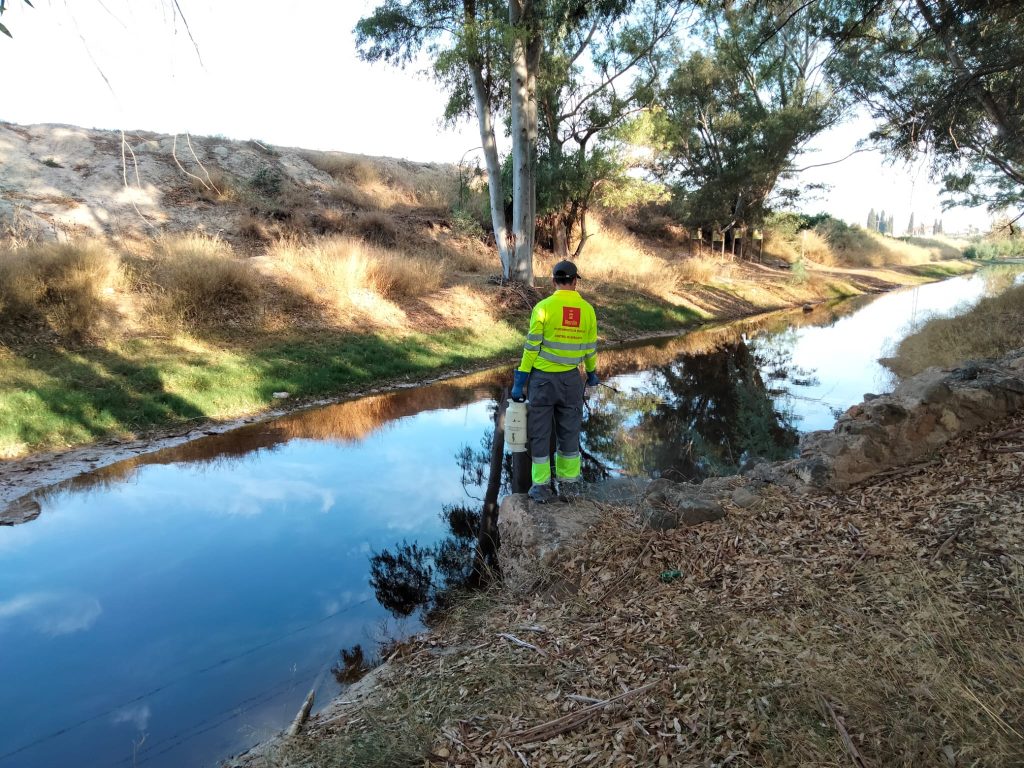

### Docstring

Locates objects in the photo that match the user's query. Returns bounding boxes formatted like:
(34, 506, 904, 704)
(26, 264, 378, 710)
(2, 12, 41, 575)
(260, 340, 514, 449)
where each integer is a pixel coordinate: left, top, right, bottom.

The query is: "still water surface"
(0, 269, 1014, 767)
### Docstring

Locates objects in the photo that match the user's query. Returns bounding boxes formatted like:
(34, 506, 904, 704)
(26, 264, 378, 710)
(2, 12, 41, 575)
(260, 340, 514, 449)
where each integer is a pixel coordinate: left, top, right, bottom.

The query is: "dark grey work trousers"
(527, 368, 584, 484)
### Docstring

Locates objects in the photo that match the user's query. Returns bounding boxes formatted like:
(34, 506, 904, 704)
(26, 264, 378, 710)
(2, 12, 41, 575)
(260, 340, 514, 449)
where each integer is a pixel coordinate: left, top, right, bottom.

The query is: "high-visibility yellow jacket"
(518, 289, 598, 374)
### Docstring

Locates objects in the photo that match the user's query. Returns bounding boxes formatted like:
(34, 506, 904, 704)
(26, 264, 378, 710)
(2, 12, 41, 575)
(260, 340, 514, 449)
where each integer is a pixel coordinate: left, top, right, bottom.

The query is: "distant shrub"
(248, 165, 284, 199)
(963, 238, 1024, 260)
(450, 208, 485, 239)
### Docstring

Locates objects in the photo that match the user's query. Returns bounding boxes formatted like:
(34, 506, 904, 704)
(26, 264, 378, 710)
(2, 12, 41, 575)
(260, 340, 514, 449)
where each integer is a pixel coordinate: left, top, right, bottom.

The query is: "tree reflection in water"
(366, 327, 812, 627)
(584, 336, 801, 482)
(369, 400, 508, 624)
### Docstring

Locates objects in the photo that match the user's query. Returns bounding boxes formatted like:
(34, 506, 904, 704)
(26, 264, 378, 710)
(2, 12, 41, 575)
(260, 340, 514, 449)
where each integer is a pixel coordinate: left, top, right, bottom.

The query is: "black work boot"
(557, 481, 582, 502)
(528, 484, 556, 504)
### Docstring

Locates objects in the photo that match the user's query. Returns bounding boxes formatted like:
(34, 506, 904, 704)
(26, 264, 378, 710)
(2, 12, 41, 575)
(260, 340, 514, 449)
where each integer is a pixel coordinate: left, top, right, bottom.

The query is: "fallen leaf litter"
(262, 414, 1024, 768)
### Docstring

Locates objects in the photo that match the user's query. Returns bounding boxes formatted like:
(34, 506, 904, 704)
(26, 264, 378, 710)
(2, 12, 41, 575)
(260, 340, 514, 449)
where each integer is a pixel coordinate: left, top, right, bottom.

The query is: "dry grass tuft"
(675, 254, 722, 285)
(304, 208, 352, 237)
(268, 235, 444, 312)
(566, 217, 722, 292)
(556, 217, 670, 292)
(188, 167, 237, 203)
(305, 151, 458, 212)
(441, 237, 492, 273)
(354, 212, 399, 248)
(884, 281, 1024, 377)
(140, 235, 263, 328)
(0, 240, 123, 341)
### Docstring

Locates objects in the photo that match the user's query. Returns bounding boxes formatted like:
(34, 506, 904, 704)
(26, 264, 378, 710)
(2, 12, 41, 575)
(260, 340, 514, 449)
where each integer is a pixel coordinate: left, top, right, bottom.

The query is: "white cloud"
(0, 592, 103, 636)
(112, 703, 151, 732)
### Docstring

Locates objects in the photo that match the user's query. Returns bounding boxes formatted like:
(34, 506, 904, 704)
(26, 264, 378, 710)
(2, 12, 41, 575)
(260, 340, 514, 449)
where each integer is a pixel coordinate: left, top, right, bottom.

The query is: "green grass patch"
(903, 260, 975, 279)
(0, 322, 521, 456)
(597, 293, 702, 334)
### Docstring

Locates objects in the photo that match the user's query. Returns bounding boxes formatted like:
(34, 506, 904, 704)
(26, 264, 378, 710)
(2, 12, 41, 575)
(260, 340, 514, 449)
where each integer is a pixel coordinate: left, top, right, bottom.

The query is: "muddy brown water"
(0, 269, 1016, 768)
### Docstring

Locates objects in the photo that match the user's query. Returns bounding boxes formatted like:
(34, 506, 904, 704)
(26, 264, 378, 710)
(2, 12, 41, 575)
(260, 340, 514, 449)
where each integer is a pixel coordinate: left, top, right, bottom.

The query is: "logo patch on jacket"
(562, 306, 581, 328)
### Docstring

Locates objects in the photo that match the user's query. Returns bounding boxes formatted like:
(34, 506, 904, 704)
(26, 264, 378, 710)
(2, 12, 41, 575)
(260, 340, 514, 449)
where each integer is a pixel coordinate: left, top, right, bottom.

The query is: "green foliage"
(647, 0, 848, 230)
(964, 237, 1024, 260)
(247, 165, 283, 199)
(0, 0, 33, 39)
(449, 207, 485, 239)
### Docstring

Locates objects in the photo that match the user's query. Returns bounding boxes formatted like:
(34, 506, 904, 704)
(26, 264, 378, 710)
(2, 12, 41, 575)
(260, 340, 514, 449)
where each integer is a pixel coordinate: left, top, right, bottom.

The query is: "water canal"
(0, 268, 1017, 768)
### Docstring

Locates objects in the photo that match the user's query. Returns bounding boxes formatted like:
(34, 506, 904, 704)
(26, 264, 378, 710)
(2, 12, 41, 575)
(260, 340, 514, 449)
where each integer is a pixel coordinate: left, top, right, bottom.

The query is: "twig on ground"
(508, 681, 661, 744)
(498, 633, 548, 656)
(286, 688, 316, 737)
(819, 695, 869, 768)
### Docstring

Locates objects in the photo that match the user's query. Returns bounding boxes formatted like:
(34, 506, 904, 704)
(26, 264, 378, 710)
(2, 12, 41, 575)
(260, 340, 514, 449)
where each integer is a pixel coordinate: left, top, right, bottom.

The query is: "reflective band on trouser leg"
(532, 456, 551, 486)
(555, 451, 581, 482)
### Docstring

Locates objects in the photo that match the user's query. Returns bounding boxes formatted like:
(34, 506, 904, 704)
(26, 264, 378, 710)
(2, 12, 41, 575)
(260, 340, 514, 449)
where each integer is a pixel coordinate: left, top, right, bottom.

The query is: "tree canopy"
(828, 0, 1024, 213)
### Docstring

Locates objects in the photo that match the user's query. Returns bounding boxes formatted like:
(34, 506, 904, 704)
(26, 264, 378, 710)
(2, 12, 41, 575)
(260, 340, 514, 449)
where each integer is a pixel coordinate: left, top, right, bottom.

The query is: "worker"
(511, 260, 599, 503)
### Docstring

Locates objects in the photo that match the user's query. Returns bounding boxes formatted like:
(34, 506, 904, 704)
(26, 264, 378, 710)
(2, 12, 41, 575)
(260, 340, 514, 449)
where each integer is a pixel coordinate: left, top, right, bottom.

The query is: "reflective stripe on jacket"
(518, 289, 598, 374)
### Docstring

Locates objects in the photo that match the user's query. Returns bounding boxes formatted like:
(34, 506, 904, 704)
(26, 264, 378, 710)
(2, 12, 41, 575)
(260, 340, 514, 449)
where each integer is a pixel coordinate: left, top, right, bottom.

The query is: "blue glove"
(586, 371, 599, 387)
(511, 370, 530, 402)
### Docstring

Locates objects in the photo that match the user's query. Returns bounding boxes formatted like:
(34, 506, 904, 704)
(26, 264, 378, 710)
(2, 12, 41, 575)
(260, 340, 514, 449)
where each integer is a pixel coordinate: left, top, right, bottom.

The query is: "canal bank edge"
(226, 344, 1024, 766)
(0, 261, 976, 513)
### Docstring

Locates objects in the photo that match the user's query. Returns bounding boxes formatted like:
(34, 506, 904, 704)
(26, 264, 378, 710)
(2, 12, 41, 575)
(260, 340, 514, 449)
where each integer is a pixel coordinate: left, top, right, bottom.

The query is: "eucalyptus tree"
(646, 0, 849, 235)
(357, 0, 687, 279)
(357, 0, 551, 281)
(827, 0, 1024, 216)
(356, 1, 519, 277)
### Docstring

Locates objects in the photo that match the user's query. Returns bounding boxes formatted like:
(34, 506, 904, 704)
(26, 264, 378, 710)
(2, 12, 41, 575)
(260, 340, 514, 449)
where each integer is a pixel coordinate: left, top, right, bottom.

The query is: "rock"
(1, 496, 42, 526)
(763, 351, 1024, 491)
(638, 479, 725, 531)
(894, 367, 952, 407)
(731, 486, 759, 508)
(497, 494, 604, 588)
(272, 391, 290, 399)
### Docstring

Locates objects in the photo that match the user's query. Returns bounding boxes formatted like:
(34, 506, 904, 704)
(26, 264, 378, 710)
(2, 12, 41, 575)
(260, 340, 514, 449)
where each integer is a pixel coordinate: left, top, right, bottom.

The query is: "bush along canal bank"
(231, 347, 1024, 768)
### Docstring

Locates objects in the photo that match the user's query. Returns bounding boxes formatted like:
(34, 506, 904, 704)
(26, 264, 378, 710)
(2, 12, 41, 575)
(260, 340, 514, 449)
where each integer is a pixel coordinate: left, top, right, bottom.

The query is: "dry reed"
(142, 234, 262, 328)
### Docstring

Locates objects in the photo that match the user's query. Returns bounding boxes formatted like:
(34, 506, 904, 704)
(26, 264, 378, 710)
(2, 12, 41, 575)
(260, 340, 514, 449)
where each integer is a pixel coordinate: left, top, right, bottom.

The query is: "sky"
(0, 0, 992, 233)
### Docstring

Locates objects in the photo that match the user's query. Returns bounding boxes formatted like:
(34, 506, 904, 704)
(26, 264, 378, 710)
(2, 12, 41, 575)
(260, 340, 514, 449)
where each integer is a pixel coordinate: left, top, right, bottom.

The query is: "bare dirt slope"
(0, 122, 446, 240)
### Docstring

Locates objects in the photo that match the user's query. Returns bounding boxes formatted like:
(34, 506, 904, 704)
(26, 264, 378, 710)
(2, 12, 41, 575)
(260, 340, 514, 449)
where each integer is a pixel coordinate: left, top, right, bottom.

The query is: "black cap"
(552, 260, 581, 280)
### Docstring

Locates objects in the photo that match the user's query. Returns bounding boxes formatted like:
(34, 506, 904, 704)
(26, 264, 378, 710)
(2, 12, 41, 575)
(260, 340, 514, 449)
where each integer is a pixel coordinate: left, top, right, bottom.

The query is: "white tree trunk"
(509, 0, 534, 284)
(469, 63, 512, 278)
